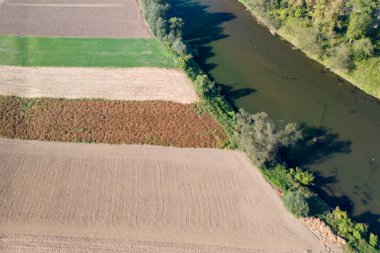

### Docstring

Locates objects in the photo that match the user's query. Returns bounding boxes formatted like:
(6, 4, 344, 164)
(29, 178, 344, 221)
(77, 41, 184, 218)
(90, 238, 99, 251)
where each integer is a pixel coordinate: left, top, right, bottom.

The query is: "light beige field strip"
(0, 138, 324, 252)
(0, 66, 197, 104)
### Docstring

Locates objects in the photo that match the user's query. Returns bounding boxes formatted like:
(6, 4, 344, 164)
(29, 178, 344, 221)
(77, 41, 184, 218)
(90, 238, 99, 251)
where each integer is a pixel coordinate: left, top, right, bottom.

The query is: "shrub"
(328, 207, 364, 241)
(283, 191, 310, 217)
(261, 164, 294, 193)
(171, 37, 188, 56)
(353, 38, 374, 60)
(280, 19, 324, 57)
(234, 109, 302, 167)
(289, 167, 314, 186)
(329, 43, 353, 71)
(369, 233, 378, 248)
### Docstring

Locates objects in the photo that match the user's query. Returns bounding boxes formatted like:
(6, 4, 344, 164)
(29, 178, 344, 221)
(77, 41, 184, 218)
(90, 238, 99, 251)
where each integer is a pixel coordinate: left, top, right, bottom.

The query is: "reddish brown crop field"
(0, 96, 226, 148)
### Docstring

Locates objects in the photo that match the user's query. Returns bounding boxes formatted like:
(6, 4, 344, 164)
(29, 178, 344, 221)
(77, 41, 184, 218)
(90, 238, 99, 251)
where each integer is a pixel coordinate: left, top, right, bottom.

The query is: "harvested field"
(0, 96, 225, 148)
(0, 0, 150, 38)
(0, 36, 177, 68)
(0, 66, 197, 103)
(0, 138, 324, 252)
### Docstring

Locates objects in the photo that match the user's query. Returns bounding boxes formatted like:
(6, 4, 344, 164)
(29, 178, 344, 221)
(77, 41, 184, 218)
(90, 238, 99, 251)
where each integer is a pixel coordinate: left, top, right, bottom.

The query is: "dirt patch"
(0, 0, 150, 38)
(299, 217, 345, 253)
(0, 138, 324, 252)
(0, 66, 197, 104)
(0, 96, 225, 148)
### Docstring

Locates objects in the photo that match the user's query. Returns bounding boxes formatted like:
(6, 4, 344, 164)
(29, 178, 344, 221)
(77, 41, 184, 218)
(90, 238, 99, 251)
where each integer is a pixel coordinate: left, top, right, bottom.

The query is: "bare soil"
(0, 138, 324, 252)
(0, 0, 150, 38)
(0, 96, 225, 148)
(299, 217, 344, 253)
(0, 66, 197, 104)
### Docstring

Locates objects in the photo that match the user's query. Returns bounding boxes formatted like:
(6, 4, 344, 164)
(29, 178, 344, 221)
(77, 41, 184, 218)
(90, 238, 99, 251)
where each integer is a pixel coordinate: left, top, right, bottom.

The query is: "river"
(167, 0, 380, 233)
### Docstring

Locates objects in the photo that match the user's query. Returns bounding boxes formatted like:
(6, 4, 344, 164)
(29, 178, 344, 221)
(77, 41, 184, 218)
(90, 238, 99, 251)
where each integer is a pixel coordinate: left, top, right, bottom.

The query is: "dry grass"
(0, 0, 150, 37)
(0, 96, 225, 148)
(0, 138, 324, 252)
(0, 66, 197, 104)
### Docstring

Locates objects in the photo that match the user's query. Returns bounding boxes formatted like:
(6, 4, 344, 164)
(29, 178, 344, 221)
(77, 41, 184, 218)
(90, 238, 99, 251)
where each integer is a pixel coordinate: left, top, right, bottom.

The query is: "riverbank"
(238, 0, 380, 100)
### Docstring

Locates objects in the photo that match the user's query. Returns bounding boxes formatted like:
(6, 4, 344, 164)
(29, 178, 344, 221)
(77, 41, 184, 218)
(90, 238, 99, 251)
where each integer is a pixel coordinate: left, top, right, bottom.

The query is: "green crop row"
(0, 35, 177, 68)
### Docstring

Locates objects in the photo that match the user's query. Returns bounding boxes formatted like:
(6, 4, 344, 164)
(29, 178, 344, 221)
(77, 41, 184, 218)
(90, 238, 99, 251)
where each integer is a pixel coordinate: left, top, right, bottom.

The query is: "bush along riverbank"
(238, 0, 380, 100)
(139, 0, 379, 251)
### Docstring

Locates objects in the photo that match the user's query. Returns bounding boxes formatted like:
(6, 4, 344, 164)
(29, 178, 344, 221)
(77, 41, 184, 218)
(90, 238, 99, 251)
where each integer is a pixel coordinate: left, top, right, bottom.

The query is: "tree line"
(241, 0, 380, 98)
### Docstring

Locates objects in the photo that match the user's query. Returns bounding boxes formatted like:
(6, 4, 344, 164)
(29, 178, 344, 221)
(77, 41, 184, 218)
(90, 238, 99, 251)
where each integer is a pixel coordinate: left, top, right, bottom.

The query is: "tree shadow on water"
(218, 82, 256, 108)
(285, 124, 352, 168)
(167, 0, 236, 72)
(283, 124, 353, 210)
(310, 171, 353, 212)
(282, 124, 380, 231)
(355, 211, 380, 234)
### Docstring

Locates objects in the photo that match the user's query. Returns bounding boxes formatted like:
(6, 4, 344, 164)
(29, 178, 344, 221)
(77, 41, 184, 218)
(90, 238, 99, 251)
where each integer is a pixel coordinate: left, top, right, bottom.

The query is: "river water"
(168, 0, 380, 232)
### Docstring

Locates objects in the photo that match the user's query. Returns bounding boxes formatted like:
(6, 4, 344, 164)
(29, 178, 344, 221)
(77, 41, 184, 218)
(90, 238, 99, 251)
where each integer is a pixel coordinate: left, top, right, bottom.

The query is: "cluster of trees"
(140, 0, 189, 56)
(234, 109, 312, 215)
(233, 109, 378, 252)
(234, 109, 302, 167)
(241, 0, 380, 97)
(327, 207, 379, 251)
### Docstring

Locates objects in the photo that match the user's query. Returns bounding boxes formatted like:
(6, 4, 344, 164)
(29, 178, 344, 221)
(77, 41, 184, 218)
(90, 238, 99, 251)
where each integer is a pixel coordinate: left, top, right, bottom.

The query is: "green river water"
(168, 0, 380, 233)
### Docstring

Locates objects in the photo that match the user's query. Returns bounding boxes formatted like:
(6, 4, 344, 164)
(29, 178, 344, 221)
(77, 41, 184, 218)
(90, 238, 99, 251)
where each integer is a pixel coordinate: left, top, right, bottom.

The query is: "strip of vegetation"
(138, 0, 380, 252)
(238, 0, 380, 99)
(0, 35, 177, 68)
(140, 0, 237, 147)
(0, 96, 226, 148)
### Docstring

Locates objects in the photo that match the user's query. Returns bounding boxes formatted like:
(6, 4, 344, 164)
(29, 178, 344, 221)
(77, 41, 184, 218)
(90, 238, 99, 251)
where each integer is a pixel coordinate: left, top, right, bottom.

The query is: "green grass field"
(0, 36, 177, 68)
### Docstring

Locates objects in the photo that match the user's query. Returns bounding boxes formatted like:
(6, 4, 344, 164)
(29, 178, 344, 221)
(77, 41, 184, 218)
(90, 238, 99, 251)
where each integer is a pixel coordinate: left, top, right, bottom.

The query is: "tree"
(353, 38, 374, 59)
(171, 37, 188, 56)
(155, 17, 167, 39)
(283, 191, 310, 217)
(346, 0, 377, 40)
(168, 17, 184, 38)
(234, 110, 302, 167)
(311, 0, 346, 35)
(346, 12, 373, 40)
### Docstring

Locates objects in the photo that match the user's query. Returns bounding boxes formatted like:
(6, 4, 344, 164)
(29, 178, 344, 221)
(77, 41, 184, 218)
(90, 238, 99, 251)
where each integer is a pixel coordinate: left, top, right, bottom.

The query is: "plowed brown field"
(0, 96, 225, 147)
(0, 138, 324, 252)
(0, 0, 150, 37)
